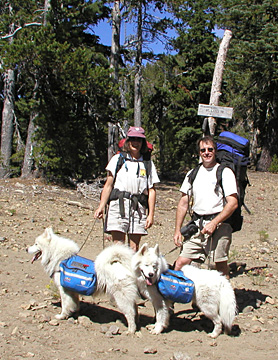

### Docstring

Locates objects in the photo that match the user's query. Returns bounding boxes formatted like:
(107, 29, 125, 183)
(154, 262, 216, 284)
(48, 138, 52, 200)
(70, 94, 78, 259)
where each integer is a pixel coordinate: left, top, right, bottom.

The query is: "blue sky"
(93, 18, 178, 54)
(93, 18, 224, 55)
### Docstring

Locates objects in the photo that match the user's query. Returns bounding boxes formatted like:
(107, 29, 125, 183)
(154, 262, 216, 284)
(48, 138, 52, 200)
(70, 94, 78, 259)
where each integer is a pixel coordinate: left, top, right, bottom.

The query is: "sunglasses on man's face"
(200, 147, 214, 153)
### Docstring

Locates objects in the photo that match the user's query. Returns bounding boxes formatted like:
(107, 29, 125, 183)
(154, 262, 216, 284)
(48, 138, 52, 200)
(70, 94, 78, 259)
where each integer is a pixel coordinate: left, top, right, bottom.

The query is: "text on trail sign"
(198, 104, 233, 119)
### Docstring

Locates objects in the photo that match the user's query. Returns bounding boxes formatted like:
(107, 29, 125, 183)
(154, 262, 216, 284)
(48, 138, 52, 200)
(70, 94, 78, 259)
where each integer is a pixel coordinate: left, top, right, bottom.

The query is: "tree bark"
(0, 69, 15, 178)
(134, 1, 142, 127)
(43, 0, 50, 26)
(208, 29, 232, 135)
(257, 85, 278, 171)
(21, 1, 50, 177)
(108, 0, 121, 162)
(21, 110, 38, 178)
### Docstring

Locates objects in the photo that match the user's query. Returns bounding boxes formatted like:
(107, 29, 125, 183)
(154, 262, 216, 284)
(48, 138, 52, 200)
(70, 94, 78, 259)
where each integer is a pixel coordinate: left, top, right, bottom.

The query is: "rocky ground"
(0, 170, 278, 360)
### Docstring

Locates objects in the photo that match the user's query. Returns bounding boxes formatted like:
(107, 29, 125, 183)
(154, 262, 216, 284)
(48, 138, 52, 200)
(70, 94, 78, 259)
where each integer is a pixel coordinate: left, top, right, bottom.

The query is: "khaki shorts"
(105, 198, 148, 235)
(180, 222, 232, 263)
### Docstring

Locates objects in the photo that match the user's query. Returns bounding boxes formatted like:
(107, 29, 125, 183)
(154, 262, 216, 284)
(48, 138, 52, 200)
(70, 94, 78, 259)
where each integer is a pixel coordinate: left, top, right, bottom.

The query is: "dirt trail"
(0, 171, 278, 360)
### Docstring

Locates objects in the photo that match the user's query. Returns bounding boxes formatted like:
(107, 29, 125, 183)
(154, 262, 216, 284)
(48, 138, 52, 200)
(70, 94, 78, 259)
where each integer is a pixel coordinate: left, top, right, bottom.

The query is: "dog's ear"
(44, 227, 53, 242)
(154, 244, 160, 256)
(138, 243, 148, 255)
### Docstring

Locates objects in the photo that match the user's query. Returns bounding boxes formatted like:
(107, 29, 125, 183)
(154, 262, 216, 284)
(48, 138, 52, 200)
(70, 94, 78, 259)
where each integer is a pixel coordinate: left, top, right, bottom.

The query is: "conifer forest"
(1, 1, 278, 182)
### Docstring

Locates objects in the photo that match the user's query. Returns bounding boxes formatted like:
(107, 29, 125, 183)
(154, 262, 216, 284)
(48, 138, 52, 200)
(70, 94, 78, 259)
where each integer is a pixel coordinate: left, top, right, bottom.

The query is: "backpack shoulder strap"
(215, 163, 224, 195)
(187, 163, 202, 185)
(186, 163, 201, 217)
(115, 152, 151, 180)
(215, 163, 236, 197)
(114, 152, 128, 179)
(143, 159, 151, 178)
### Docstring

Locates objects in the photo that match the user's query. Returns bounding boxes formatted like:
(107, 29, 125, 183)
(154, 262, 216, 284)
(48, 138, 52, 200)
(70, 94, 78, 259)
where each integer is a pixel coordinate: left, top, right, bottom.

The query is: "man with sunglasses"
(173, 135, 238, 278)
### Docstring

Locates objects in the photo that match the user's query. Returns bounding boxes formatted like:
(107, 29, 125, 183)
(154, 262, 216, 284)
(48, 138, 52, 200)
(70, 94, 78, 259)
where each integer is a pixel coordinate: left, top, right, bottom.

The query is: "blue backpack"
(157, 270, 195, 304)
(60, 255, 97, 296)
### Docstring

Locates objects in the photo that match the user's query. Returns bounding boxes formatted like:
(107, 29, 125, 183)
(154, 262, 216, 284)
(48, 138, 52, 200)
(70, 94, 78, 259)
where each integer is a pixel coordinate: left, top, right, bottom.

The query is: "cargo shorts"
(180, 222, 232, 263)
(105, 198, 148, 235)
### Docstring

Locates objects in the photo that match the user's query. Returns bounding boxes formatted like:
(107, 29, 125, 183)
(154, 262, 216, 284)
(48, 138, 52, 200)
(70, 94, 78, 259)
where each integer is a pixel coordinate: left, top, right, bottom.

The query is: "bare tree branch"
(0, 23, 42, 40)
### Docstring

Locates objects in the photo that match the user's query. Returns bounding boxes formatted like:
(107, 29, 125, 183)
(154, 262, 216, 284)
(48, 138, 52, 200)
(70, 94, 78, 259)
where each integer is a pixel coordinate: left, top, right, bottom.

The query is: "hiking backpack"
(188, 131, 250, 232)
(107, 139, 154, 209)
(114, 138, 153, 181)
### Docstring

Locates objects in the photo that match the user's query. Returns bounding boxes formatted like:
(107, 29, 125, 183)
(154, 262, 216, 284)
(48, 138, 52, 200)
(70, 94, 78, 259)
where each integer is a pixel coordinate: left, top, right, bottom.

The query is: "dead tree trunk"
(257, 86, 278, 171)
(208, 29, 232, 135)
(0, 68, 15, 178)
(134, 1, 142, 127)
(21, 1, 50, 177)
(108, 0, 121, 162)
(21, 108, 38, 178)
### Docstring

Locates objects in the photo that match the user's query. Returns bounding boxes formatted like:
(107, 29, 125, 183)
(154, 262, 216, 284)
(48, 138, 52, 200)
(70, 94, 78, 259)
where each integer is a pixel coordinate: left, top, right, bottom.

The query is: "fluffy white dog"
(132, 243, 237, 338)
(27, 227, 138, 334)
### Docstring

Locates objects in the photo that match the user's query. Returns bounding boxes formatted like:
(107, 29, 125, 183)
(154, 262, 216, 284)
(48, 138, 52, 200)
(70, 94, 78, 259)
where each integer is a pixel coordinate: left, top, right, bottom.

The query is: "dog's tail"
(94, 244, 136, 292)
(219, 279, 237, 334)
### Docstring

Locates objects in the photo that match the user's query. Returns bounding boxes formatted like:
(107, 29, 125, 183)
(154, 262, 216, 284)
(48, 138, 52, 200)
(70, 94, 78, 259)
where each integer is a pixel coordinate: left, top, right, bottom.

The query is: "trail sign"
(198, 104, 233, 119)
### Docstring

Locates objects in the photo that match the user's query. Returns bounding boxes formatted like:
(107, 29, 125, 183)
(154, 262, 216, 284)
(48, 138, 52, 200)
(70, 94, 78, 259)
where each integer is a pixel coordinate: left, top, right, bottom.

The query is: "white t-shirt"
(106, 153, 160, 195)
(180, 163, 237, 215)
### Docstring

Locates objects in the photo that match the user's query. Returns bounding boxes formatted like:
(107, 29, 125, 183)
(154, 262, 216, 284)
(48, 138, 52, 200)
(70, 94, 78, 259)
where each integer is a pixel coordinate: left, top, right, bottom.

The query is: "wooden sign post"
(207, 29, 233, 135)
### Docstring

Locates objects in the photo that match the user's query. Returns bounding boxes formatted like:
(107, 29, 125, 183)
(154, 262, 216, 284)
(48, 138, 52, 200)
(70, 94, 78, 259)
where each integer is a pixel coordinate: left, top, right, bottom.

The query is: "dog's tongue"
(146, 278, 153, 286)
(31, 251, 42, 264)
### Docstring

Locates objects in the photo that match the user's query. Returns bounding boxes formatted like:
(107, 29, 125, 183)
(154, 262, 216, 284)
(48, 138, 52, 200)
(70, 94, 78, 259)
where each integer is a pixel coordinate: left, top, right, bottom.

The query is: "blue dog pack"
(157, 270, 195, 304)
(60, 255, 97, 296)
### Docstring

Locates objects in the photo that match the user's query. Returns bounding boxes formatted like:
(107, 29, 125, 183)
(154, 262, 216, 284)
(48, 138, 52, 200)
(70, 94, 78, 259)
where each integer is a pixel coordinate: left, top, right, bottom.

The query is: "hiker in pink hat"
(94, 126, 160, 251)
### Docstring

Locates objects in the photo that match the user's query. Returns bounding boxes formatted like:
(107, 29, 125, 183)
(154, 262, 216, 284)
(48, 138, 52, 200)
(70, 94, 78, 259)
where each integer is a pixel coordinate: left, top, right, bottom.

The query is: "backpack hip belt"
(109, 188, 148, 218)
(192, 212, 220, 230)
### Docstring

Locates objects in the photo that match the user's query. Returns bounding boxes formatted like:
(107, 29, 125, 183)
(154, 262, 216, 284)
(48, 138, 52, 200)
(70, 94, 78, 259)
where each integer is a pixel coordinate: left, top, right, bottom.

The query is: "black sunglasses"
(200, 147, 214, 153)
(129, 137, 143, 141)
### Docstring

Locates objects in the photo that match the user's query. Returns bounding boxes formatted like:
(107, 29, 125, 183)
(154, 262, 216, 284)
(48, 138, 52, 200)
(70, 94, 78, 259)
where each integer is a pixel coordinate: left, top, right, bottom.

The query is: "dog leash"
(163, 246, 179, 256)
(79, 218, 97, 252)
(102, 217, 105, 249)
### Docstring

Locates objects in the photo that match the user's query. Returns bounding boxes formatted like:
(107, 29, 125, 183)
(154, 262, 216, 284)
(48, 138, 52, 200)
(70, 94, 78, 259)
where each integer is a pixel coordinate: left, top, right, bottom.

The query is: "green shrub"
(269, 155, 278, 173)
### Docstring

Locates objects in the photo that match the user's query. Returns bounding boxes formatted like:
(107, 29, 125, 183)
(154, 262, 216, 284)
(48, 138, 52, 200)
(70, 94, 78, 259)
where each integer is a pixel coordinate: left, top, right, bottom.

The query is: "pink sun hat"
(127, 126, 146, 139)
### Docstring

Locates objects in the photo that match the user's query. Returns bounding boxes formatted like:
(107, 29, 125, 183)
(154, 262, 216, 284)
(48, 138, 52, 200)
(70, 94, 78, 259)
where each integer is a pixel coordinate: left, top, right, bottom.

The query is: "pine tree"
(1, 0, 114, 180)
(218, 0, 278, 171)
(157, 0, 219, 173)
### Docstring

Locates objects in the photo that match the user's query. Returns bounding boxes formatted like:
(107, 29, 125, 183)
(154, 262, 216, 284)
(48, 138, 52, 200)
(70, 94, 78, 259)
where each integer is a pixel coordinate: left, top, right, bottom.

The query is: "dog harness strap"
(50, 270, 59, 278)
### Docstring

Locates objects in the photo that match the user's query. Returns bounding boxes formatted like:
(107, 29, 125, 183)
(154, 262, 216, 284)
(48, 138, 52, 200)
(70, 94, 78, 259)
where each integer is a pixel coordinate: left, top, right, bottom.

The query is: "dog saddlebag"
(157, 270, 194, 304)
(60, 255, 97, 296)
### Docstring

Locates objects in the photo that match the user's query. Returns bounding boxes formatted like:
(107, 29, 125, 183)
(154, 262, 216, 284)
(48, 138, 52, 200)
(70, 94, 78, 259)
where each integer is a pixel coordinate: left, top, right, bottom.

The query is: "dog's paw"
(208, 331, 220, 339)
(55, 313, 67, 320)
(146, 324, 163, 335)
(126, 326, 137, 335)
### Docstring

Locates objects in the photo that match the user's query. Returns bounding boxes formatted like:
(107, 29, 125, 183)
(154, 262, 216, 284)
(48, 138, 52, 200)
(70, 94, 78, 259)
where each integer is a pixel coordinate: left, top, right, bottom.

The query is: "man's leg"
(215, 261, 230, 279)
(175, 233, 206, 271)
(174, 256, 192, 271)
(211, 223, 232, 279)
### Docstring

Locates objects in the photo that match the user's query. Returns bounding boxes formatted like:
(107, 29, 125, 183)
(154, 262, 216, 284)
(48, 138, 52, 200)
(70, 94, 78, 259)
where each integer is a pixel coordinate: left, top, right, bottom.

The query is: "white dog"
(27, 227, 138, 334)
(132, 243, 237, 338)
